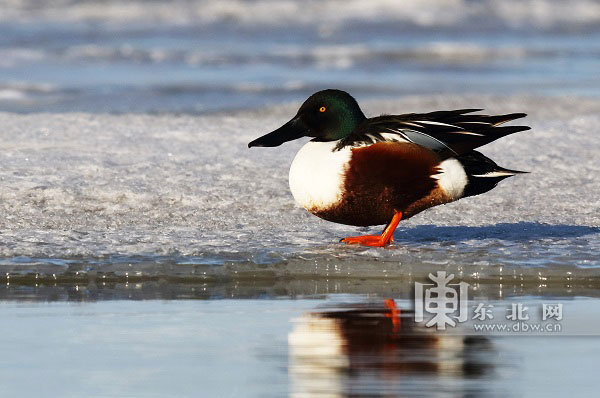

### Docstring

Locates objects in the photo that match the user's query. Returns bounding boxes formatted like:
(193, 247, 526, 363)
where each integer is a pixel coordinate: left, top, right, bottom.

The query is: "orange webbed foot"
(340, 235, 388, 247)
(339, 211, 403, 247)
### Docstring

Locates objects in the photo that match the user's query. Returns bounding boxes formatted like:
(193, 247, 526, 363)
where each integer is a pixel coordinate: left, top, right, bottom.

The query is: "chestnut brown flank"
(313, 142, 452, 226)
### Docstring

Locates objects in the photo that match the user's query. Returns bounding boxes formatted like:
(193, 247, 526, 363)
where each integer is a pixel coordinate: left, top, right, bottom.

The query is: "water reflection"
(289, 300, 496, 398)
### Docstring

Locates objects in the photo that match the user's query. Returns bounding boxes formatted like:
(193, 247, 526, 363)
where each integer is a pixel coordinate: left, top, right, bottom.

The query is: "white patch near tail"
(434, 158, 468, 200)
(289, 141, 351, 211)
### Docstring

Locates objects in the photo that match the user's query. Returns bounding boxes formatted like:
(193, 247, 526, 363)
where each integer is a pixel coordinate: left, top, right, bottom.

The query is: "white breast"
(289, 141, 352, 211)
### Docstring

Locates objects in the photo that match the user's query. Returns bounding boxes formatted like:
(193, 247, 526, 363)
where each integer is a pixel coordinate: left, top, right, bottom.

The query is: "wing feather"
(335, 109, 530, 158)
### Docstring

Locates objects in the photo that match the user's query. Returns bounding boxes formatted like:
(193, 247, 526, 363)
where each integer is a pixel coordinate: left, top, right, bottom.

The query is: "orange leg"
(340, 211, 403, 247)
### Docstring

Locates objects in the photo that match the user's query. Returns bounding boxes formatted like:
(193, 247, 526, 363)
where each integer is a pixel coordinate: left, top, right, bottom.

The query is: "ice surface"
(0, 95, 599, 286)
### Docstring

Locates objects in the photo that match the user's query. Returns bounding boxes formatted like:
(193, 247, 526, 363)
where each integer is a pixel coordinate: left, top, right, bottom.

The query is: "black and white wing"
(336, 109, 530, 159)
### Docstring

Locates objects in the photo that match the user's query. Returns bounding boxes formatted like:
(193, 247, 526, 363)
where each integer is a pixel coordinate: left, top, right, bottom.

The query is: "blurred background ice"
(1, 0, 600, 113)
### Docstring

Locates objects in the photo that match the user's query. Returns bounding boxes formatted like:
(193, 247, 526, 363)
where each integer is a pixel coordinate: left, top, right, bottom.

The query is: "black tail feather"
(457, 151, 527, 198)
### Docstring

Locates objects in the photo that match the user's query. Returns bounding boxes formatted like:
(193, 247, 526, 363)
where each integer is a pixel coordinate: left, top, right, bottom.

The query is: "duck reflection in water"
(289, 300, 495, 398)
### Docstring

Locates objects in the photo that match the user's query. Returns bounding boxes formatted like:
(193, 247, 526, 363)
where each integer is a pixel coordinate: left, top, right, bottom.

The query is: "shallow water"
(2, 297, 600, 398)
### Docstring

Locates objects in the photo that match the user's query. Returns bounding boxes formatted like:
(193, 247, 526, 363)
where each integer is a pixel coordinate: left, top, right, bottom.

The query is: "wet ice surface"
(1, 95, 599, 287)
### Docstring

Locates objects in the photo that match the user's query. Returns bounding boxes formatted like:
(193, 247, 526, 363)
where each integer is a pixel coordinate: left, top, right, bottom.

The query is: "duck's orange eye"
(319, 106, 326, 113)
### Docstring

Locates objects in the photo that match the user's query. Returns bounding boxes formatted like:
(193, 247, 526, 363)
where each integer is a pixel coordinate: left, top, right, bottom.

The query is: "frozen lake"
(1, 1, 600, 397)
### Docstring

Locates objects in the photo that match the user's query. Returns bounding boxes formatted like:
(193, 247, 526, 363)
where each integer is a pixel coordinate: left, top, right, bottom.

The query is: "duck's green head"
(248, 89, 366, 148)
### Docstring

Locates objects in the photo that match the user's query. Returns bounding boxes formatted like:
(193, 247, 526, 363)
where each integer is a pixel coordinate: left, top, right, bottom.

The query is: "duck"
(248, 89, 530, 247)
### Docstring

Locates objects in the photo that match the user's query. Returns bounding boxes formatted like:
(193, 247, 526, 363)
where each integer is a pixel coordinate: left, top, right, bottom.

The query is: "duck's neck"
(331, 106, 366, 140)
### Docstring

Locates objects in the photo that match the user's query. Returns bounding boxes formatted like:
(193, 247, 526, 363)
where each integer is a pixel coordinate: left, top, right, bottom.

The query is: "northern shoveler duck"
(248, 89, 530, 247)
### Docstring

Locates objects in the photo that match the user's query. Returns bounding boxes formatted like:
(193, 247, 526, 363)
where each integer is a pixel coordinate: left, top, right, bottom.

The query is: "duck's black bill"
(248, 117, 307, 148)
